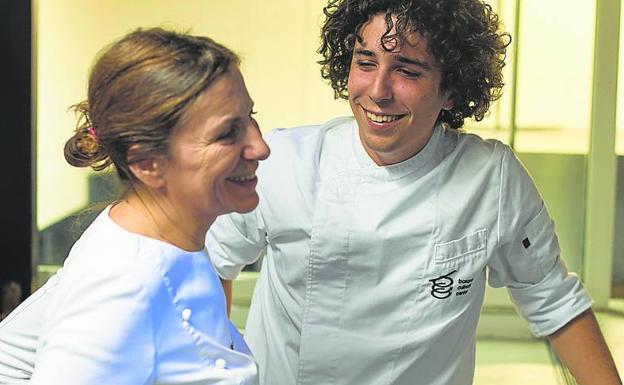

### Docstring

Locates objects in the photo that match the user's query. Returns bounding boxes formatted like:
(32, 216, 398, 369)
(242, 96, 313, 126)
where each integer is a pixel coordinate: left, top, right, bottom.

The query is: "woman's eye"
(216, 127, 238, 141)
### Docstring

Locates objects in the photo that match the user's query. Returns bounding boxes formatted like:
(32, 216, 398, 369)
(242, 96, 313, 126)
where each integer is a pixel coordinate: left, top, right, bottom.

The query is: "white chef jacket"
(1, 206, 257, 385)
(206, 117, 592, 385)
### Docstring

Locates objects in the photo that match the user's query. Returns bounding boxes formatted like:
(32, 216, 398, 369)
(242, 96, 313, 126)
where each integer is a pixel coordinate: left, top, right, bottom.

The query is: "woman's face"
(162, 66, 270, 223)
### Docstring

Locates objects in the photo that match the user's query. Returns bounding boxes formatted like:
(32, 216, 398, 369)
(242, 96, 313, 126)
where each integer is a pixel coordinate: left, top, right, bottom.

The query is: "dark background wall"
(0, 0, 33, 297)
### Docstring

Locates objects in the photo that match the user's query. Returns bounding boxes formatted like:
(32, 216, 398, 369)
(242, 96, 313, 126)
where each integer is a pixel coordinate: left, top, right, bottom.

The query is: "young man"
(207, 0, 622, 384)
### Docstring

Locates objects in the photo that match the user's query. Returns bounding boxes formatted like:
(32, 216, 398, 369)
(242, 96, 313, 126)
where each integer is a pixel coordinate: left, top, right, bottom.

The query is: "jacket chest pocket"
(435, 228, 487, 266)
(427, 229, 488, 300)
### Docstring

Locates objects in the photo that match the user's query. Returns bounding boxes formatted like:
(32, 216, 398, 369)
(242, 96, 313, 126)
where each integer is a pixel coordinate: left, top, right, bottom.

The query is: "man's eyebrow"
(353, 48, 375, 57)
(395, 55, 432, 71)
(353, 47, 433, 71)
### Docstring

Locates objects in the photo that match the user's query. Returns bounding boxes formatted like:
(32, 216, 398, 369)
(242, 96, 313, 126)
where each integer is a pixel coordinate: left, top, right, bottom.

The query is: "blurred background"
(1, 0, 622, 383)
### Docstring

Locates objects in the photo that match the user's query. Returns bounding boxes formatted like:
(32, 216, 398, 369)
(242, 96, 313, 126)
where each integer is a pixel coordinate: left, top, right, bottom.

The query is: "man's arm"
(549, 309, 621, 385)
(221, 278, 233, 318)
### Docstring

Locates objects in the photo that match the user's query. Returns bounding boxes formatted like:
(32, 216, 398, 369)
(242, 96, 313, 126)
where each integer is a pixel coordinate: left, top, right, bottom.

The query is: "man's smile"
(364, 109, 407, 123)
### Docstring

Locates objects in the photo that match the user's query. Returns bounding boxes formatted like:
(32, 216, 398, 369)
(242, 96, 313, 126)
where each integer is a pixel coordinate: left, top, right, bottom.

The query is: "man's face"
(347, 13, 452, 166)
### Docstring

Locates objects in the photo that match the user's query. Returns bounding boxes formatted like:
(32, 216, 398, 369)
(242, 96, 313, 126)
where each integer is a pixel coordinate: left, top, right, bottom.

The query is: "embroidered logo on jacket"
(429, 270, 456, 299)
(429, 270, 474, 299)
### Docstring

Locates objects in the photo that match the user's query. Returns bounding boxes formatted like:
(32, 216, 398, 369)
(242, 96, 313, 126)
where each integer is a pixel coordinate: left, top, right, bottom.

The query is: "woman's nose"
(243, 123, 270, 161)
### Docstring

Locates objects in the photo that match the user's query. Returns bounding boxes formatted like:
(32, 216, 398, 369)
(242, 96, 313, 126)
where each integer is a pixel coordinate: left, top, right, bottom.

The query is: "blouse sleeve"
(30, 266, 156, 385)
(487, 145, 593, 337)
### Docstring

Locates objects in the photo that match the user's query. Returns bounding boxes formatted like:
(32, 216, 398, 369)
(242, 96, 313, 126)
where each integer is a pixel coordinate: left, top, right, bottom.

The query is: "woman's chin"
(227, 195, 260, 215)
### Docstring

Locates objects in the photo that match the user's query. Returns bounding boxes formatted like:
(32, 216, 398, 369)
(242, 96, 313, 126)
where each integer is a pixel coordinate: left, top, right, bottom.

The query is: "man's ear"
(128, 155, 168, 189)
(442, 96, 454, 111)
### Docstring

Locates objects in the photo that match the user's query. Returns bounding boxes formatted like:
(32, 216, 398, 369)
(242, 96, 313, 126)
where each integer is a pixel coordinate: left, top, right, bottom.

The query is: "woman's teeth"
(366, 111, 403, 123)
(227, 174, 255, 182)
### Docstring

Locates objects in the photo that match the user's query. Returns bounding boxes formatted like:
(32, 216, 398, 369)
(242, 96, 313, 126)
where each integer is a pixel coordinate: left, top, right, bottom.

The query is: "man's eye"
(398, 68, 421, 79)
(356, 60, 376, 69)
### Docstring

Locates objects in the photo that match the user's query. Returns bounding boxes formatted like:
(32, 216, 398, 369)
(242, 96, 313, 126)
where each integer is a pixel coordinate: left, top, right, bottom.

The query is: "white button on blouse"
(27, 206, 258, 385)
(215, 358, 227, 369)
(181, 308, 192, 321)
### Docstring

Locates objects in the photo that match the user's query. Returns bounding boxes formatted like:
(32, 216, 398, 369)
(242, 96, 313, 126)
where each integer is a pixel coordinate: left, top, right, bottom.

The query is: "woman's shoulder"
(55, 209, 174, 304)
(50, 206, 221, 324)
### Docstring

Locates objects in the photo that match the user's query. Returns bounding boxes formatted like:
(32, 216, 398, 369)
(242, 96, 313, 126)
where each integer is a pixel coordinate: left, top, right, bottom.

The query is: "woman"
(1, 27, 269, 384)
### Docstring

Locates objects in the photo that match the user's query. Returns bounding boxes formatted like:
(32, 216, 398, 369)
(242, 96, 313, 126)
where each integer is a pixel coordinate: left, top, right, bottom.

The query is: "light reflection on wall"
(37, 1, 618, 228)
(467, 0, 597, 154)
(36, 0, 351, 229)
(617, 0, 624, 155)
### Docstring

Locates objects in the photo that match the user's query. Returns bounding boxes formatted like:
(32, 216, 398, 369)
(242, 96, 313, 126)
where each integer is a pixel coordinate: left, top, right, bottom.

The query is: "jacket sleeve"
(206, 209, 268, 280)
(487, 145, 593, 337)
(30, 266, 155, 385)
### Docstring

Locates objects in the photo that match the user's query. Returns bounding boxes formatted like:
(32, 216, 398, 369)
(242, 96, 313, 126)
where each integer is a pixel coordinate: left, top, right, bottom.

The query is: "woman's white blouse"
(28, 206, 257, 385)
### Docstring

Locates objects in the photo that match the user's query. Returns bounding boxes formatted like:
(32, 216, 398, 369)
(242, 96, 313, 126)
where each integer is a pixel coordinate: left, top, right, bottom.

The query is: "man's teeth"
(228, 174, 255, 182)
(366, 111, 403, 123)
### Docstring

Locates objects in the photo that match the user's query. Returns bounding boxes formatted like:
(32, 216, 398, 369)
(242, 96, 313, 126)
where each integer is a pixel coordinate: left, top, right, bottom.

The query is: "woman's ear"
(128, 155, 168, 189)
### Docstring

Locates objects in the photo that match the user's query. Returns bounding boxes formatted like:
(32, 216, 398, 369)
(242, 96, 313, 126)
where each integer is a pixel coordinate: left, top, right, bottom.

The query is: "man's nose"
(369, 71, 393, 103)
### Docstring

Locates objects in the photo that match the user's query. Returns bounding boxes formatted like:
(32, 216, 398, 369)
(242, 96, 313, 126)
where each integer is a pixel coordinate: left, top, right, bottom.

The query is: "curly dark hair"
(318, 0, 511, 129)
